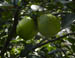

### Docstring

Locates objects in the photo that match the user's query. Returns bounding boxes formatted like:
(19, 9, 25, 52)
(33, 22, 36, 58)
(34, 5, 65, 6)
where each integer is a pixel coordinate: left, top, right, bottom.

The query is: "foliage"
(0, 0, 75, 58)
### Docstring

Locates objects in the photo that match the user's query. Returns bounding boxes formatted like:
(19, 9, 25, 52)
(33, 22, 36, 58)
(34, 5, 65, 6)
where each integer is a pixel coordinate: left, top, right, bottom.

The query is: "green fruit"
(38, 14, 60, 37)
(16, 16, 37, 40)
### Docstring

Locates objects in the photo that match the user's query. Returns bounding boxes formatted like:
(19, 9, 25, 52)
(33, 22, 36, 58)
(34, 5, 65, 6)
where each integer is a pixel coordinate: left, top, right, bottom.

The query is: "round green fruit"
(38, 14, 60, 38)
(16, 16, 37, 40)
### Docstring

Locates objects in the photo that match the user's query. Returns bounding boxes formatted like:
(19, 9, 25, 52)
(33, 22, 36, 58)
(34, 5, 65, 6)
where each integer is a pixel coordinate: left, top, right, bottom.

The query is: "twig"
(20, 32, 75, 57)
(32, 32, 75, 51)
(39, 38, 47, 44)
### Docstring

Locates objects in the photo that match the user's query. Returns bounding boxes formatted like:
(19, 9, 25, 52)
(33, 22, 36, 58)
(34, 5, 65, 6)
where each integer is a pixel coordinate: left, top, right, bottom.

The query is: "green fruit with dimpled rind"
(38, 14, 60, 38)
(16, 16, 37, 40)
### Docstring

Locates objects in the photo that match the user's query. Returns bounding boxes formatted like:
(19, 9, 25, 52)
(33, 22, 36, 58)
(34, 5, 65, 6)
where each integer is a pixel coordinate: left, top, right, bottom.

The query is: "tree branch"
(0, 6, 20, 57)
(32, 32, 75, 51)
(20, 32, 75, 57)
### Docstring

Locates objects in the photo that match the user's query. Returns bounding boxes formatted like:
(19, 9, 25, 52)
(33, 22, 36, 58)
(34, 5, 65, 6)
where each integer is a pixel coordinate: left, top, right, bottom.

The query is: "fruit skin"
(16, 16, 37, 40)
(38, 14, 60, 38)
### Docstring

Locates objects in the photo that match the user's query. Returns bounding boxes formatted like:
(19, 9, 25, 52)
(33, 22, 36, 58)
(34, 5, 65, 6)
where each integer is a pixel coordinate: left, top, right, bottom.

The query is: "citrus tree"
(0, 0, 75, 58)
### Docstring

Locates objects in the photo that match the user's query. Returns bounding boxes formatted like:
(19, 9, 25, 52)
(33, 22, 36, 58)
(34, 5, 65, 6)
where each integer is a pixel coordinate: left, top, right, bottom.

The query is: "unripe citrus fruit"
(16, 16, 37, 40)
(38, 14, 60, 38)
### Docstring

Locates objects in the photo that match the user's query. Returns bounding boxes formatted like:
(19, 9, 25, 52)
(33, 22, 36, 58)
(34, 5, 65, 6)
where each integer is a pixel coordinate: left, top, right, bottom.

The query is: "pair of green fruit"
(16, 14, 60, 40)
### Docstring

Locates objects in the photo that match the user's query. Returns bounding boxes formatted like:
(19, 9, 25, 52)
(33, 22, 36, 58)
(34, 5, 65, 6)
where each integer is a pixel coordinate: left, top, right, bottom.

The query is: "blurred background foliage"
(0, 0, 75, 58)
